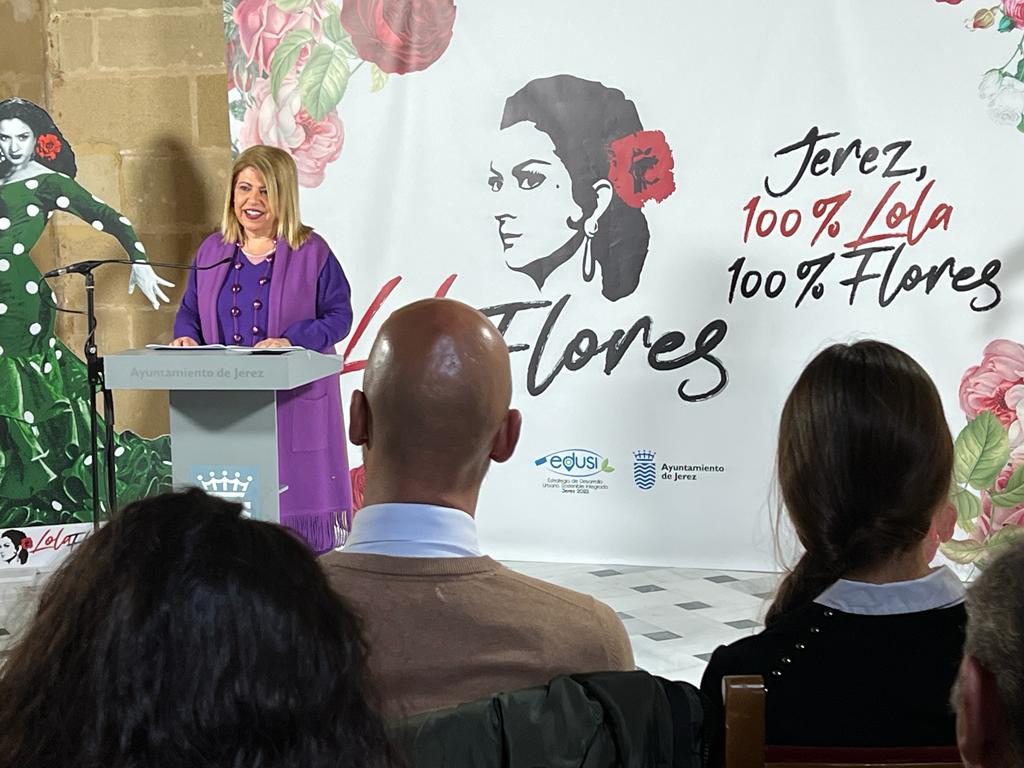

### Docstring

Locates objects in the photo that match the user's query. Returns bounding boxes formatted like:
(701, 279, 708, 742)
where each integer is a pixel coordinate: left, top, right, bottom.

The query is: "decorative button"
(231, 283, 242, 293)
(795, 643, 805, 650)
(824, 610, 835, 617)
(233, 261, 243, 270)
(771, 670, 782, 676)
(251, 325, 260, 335)
(782, 657, 792, 664)
(230, 306, 241, 317)
(252, 299, 263, 310)
(266, 254, 274, 263)
(258, 276, 269, 285)
(810, 627, 820, 633)
(233, 333, 243, 344)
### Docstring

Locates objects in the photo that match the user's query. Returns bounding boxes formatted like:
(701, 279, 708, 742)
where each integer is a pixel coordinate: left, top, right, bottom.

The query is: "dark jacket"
(700, 601, 966, 756)
(391, 670, 709, 768)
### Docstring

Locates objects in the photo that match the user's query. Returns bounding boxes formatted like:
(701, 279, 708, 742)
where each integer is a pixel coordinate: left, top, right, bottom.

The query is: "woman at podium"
(171, 145, 352, 552)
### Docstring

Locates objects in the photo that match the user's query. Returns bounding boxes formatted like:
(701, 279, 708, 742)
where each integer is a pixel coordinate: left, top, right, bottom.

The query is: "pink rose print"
(340, 0, 457, 74)
(1005, 0, 1024, 27)
(239, 76, 344, 188)
(959, 339, 1024, 447)
(234, 0, 325, 76)
(974, 447, 1024, 541)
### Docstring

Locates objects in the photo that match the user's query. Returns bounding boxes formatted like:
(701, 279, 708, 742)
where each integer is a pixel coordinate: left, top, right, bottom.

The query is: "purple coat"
(176, 232, 352, 552)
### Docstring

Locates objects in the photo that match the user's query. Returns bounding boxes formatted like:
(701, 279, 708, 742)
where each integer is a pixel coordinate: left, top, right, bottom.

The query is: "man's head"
(955, 540, 1024, 768)
(350, 298, 521, 512)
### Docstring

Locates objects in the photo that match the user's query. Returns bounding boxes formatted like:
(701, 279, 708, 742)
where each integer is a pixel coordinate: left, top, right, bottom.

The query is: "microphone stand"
(45, 255, 232, 528)
(82, 266, 117, 530)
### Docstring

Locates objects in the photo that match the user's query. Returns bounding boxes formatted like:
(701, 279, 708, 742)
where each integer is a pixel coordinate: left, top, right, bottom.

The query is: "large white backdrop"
(226, 1, 1024, 569)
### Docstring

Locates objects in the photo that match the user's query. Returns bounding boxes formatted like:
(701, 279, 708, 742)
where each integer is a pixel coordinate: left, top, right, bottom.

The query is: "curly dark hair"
(766, 340, 954, 625)
(0, 488, 394, 768)
(1, 530, 29, 565)
(501, 75, 650, 302)
(0, 97, 77, 178)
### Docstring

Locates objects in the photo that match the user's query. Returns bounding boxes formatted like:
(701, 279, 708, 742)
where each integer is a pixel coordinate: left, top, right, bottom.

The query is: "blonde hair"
(220, 145, 312, 250)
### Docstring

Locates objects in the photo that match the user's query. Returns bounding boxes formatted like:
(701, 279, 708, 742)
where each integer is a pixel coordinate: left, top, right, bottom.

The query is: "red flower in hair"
(607, 130, 676, 209)
(21, 537, 34, 551)
(35, 134, 61, 161)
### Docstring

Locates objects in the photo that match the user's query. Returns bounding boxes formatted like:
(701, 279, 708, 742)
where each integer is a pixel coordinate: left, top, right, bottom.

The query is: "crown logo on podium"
(197, 470, 252, 497)
(633, 450, 655, 463)
(197, 471, 254, 513)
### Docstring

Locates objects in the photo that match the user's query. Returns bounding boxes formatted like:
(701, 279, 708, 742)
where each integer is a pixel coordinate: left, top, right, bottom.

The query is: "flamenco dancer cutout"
(490, 75, 676, 302)
(0, 98, 173, 527)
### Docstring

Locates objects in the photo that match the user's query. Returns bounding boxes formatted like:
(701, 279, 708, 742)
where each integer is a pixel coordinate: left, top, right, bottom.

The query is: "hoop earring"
(581, 219, 598, 282)
(581, 235, 596, 282)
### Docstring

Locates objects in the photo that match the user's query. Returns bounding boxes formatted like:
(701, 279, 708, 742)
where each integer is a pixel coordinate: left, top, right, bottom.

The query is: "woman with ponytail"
(700, 340, 964, 755)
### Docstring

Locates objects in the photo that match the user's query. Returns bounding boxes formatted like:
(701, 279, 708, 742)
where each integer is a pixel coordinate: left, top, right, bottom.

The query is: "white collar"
(814, 566, 965, 616)
(342, 503, 481, 558)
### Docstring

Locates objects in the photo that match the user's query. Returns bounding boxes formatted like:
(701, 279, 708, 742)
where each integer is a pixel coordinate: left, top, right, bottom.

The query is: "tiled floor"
(504, 562, 780, 686)
(0, 562, 780, 684)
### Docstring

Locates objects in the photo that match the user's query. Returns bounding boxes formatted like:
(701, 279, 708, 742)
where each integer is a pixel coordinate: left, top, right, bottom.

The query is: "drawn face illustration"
(0, 536, 17, 564)
(0, 118, 36, 172)
(233, 166, 278, 242)
(489, 122, 582, 269)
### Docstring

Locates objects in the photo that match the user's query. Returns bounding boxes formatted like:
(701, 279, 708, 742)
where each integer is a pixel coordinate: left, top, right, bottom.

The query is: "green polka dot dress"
(0, 172, 171, 526)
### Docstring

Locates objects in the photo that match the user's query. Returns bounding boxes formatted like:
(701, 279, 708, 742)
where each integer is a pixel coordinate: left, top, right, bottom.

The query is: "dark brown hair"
(0, 489, 394, 768)
(766, 340, 953, 625)
(501, 75, 650, 301)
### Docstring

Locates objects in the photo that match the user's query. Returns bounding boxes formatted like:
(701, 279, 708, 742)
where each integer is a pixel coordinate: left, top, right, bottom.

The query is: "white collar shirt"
(342, 503, 482, 558)
(814, 565, 965, 616)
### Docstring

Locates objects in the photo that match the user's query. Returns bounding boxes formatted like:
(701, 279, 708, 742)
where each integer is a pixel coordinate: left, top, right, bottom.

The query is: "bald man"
(321, 299, 633, 717)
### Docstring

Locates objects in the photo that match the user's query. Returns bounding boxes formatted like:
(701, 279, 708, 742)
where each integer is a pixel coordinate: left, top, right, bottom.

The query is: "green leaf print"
(954, 411, 1010, 490)
(371, 64, 389, 92)
(273, 0, 312, 11)
(940, 538, 985, 564)
(990, 464, 1024, 509)
(299, 44, 350, 120)
(271, 29, 316, 99)
(951, 487, 981, 533)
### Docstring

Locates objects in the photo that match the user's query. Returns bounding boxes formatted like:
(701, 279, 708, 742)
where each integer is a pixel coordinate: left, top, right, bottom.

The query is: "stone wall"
(1, 0, 231, 438)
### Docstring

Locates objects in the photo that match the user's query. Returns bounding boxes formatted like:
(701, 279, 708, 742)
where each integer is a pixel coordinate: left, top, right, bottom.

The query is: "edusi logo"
(534, 449, 614, 477)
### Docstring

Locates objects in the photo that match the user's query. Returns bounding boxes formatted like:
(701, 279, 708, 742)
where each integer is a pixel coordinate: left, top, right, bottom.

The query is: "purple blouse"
(173, 246, 352, 348)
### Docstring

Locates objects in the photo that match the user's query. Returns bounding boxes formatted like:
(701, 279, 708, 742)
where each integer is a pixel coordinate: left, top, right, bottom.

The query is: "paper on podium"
(146, 344, 304, 354)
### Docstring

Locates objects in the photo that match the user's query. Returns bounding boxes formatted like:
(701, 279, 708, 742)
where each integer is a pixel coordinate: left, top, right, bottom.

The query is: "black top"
(699, 601, 966, 756)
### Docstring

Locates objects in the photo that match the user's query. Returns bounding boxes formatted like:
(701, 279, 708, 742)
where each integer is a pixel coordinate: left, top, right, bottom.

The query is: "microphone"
(43, 260, 108, 278)
(43, 256, 233, 279)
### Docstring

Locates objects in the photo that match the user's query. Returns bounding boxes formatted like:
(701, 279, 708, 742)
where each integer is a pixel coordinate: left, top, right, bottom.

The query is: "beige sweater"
(321, 553, 635, 717)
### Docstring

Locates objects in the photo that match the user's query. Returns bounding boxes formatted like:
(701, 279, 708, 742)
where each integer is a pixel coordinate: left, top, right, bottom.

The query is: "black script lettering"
(877, 245, 1002, 311)
(479, 299, 552, 353)
(765, 127, 922, 198)
(565, 329, 600, 371)
(764, 126, 840, 197)
(859, 145, 879, 174)
(526, 294, 571, 394)
(881, 140, 918, 179)
(675, 320, 729, 402)
(511, 293, 729, 402)
(971, 260, 1002, 311)
(600, 318, 654, 372)
(837, 245, 893, 305)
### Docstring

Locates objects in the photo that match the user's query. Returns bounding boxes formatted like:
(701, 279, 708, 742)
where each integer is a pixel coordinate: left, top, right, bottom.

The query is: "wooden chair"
(723, 676, 963, 768)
